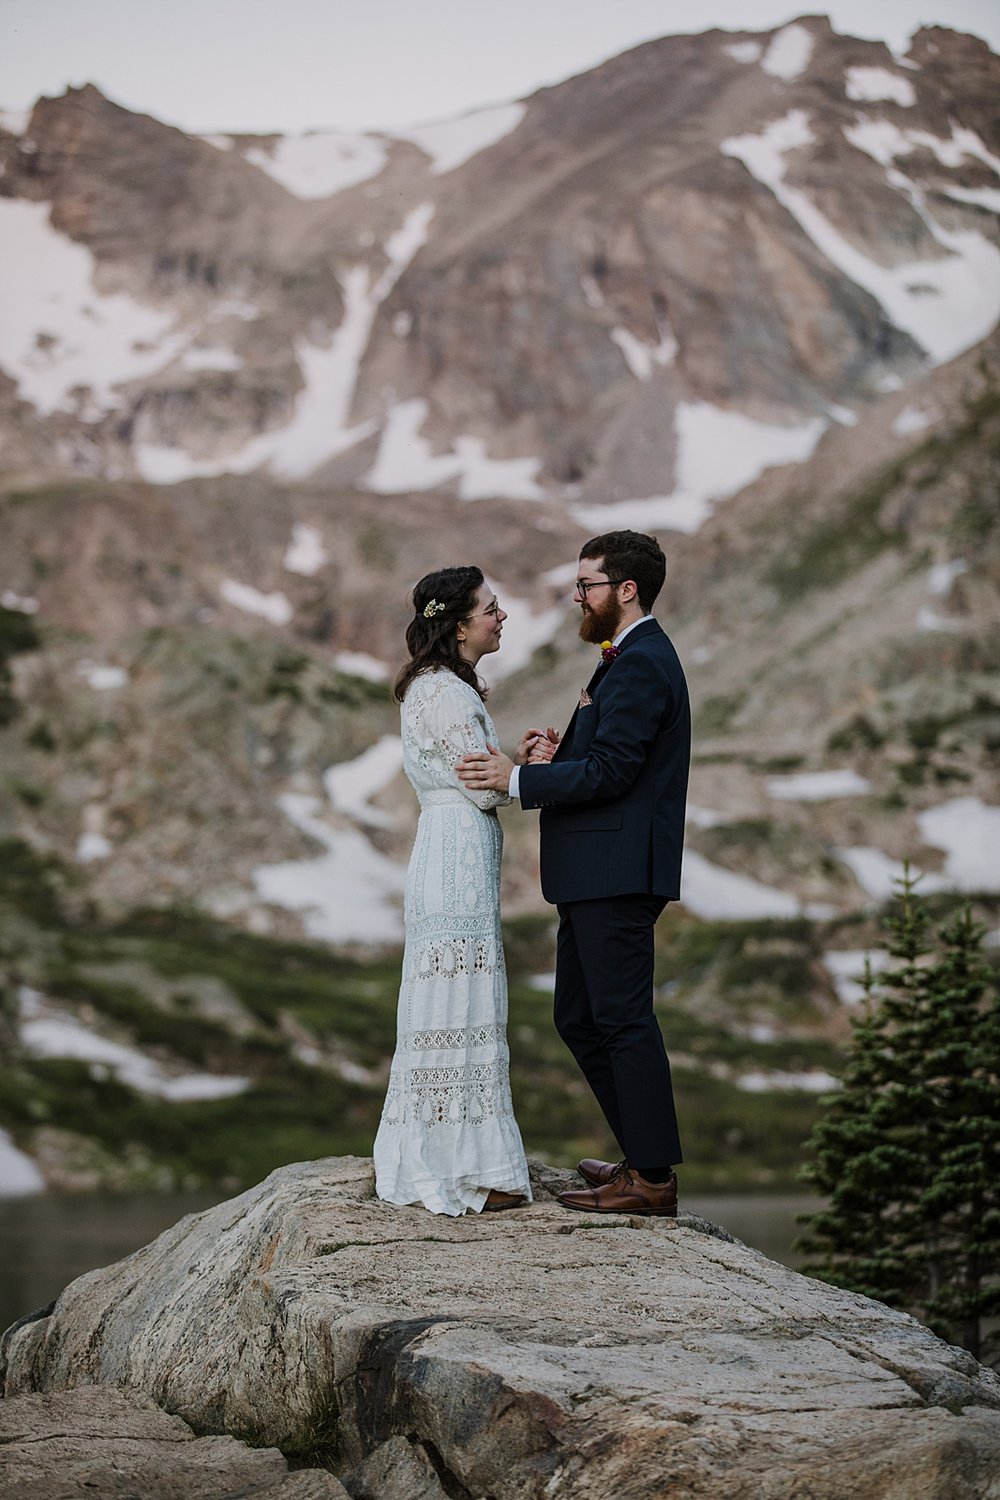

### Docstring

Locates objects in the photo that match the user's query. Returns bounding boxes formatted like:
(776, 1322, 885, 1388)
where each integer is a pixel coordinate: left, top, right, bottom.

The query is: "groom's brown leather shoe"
(578, 1158, 627, 1187)
(558, 1168, 677, 1217)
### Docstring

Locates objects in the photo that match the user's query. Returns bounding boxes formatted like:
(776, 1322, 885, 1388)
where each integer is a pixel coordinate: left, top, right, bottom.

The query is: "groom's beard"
(578, 590, 623, 646)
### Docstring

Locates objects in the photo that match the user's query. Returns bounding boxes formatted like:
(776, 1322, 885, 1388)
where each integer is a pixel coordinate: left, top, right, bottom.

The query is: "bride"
(373, 566, 535, 1215)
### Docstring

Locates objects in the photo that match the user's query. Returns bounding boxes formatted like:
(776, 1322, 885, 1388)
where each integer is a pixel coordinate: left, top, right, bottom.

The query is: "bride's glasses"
(470, 598, 503, 618)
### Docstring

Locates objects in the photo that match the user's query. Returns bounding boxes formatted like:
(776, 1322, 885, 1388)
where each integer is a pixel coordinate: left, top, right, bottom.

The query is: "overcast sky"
(2, 0, 998, 135)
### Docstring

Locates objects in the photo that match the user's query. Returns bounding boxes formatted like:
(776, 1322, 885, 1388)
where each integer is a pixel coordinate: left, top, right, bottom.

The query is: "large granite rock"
(0, 1384, 348, 1500)
(3, 1157, 1000, 1499)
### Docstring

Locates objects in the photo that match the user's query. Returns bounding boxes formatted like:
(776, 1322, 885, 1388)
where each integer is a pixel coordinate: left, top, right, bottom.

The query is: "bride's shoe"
(482, 1189, 527, 1211)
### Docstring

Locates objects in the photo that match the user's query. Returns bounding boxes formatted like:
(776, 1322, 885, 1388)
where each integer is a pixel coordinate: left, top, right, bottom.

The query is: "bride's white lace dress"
(373, 668, 532, 1215)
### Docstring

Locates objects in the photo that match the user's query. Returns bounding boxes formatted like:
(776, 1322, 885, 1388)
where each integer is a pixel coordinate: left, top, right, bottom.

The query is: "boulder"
(3, 1157, 1000, 1499)
(0, 1384, 348, 1500)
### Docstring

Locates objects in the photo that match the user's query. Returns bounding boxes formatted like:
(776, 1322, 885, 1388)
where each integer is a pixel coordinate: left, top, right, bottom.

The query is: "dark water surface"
(0, 1190, 822, 1334)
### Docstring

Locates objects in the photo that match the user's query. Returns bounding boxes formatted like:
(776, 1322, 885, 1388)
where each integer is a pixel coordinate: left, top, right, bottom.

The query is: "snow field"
(723, 112, 1000, 365)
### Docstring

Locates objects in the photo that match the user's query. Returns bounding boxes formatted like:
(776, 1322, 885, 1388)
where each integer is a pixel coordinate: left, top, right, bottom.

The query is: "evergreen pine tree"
(799, 870, 1000, 1364)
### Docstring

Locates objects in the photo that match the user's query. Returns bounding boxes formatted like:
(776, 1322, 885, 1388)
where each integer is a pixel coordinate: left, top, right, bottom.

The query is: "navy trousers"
(554, 894, 682, 1167)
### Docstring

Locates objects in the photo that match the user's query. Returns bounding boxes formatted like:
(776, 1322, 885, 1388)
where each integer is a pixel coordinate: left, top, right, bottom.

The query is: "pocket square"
(579, 688, 593, 707)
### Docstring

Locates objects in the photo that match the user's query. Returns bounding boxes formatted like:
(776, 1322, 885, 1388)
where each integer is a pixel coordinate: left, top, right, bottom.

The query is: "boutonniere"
(600, 640, 621, 664)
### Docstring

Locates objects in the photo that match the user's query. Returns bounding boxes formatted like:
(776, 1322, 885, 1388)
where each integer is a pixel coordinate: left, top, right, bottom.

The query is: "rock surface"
(0, 1384, 348, 1500)
(3, 1157, 1000, 1499)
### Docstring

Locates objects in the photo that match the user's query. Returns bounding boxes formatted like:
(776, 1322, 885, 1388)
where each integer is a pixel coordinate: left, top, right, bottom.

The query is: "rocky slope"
(4, 1156, 1000, 1499)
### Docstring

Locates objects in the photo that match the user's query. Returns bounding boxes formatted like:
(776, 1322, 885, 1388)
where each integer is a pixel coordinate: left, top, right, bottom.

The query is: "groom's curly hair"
(580, 530, 666, 614)
(394, 565, 488, 704)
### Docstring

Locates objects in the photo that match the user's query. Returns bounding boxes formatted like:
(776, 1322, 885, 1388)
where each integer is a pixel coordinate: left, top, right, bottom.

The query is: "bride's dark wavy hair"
(393, 565, 488, 704)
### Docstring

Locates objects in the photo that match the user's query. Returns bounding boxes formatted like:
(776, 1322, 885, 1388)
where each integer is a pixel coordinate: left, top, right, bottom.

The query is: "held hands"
(514, 726, 561, 766)
(457, 743, 515, 793)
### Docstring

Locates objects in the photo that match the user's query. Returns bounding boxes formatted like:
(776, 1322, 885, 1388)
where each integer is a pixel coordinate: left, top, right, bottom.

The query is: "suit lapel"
(553, 622, 661, 760)
(554, 659, 607, 760)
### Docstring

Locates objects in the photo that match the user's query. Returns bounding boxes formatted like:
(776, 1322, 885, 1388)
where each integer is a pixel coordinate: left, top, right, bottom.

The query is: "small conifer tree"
(799, 870, 1000, 1364)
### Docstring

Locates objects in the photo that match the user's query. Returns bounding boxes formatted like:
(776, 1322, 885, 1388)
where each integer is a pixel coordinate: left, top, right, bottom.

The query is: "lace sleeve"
(419, 675, 512, 811)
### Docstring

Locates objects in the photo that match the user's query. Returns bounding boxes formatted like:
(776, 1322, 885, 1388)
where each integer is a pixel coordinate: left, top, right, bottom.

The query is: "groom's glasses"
(575, 577, 625, 597)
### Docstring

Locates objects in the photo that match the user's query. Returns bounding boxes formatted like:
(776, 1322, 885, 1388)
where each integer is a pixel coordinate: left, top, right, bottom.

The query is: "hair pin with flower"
(423, 598, 447, 619)
(600, 640, 621, 663)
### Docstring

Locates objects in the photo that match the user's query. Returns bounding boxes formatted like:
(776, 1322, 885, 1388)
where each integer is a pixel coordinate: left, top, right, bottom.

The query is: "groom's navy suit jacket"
(518, 618, 690, 905)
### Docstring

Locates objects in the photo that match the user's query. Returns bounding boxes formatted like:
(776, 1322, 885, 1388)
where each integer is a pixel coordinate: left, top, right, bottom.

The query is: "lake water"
(0, 1190, 822, 1334)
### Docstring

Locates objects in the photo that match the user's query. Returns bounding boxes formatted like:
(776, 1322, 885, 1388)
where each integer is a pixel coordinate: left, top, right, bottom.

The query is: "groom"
(458, 530, 690, 1216)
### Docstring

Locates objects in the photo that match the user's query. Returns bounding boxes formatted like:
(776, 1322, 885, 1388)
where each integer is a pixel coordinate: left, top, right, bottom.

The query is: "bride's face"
(457, 585, 506, 664)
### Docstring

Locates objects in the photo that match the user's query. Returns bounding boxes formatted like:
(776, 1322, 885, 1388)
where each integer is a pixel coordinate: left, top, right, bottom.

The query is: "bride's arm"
(423, 680, 512, 811)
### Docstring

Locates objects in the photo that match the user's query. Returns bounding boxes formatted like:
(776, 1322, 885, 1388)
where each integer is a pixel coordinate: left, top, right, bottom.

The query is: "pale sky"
(2, 0, 998, 135)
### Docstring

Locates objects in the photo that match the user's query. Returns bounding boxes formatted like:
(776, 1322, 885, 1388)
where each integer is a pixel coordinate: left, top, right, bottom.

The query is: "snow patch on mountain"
(928, 559, 967, 594)
(945, 185, 1000, 213)
(844, 118, 1000, 176)
(366, 398, 544, 499)
(77, 661, 128, 690)
(283, 522, 329, 576)
(0, 199, 183, 416)
(845, 67, 916, 106)
(242, 131, 387, 198)
(572, 401, 825, 533)
(766, 769, 871, 800)
(324, 735, 403, 829)
(181, 346, 243, 372)
(219, 579, 293, 625)
(822, 949, 891, 1005)
(0, 108, 29, 136)
(393, 102, 526, 175)
(610, 325, 677, 378)
(18, 987, 250, 1101)
(1, 591, 39, 614)
(760, 23, 814, 82)
(918, 798, 1000, 892)
(725, 41, 763, 65)
(892, 404, 934, 436)
(723, 111, 1000, 364)
(253, 792, 404, 944)
(680, 849, 830, 921)
(333, 651, 389, 683)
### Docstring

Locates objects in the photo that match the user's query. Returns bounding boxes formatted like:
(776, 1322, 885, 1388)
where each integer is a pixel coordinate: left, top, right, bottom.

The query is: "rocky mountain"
(0, 17, 998, 1195)
(1, 18, 999, 499)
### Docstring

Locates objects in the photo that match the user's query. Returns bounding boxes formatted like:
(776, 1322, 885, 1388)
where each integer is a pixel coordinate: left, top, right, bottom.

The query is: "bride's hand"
(514, 727, 547, 765)
(528, 726, 560, 764)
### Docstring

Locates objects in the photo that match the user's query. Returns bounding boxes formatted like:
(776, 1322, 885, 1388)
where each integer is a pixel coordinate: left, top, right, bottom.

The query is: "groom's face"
(575, 556, 623, 645)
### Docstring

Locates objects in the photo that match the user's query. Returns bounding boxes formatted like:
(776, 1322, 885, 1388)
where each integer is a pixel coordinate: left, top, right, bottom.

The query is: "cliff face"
(3, 1157, 1000, 1498)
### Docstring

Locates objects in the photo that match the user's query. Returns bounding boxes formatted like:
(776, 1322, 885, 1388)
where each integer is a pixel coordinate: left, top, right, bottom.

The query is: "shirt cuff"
(508, 764, 521, 801)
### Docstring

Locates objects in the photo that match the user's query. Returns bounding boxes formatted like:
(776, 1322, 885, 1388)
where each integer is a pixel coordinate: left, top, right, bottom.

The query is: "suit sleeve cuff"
(508, 764, 521, 801)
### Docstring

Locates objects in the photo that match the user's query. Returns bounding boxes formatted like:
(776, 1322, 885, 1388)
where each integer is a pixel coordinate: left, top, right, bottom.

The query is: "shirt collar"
(613, 614, 654, 648)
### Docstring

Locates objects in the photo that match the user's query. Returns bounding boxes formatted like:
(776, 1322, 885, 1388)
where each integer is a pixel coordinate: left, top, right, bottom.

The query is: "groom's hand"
(457, 744, 514, 792)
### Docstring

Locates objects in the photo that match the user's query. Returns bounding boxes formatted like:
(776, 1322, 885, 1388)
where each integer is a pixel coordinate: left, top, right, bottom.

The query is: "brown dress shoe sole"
(558, 1194, 677, 1217)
